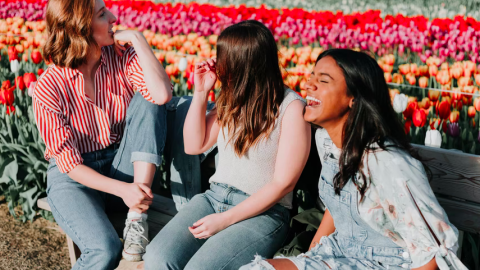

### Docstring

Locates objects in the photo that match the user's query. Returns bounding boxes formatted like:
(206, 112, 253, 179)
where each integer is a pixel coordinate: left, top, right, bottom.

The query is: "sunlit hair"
(42, 0, 97, 69)
(215, 20, 285, 157)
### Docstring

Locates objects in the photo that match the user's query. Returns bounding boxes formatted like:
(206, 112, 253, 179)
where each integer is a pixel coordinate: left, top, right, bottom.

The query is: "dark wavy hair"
(316, 49, 430, 199)
(215, 20, 285, 157)
(42, 0, 98, 69)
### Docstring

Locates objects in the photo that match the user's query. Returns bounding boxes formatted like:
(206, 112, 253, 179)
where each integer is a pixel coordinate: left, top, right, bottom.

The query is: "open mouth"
(306, 96, 322, 107)
(108, 29, 114, 35)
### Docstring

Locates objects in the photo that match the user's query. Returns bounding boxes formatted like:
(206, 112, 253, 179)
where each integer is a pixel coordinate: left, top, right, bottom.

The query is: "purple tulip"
(448, 123, 461, 138)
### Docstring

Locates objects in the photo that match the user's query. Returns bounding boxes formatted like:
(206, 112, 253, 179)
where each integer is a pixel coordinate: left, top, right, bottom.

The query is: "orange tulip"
(429, 65, 438, 77)
(419, 76, 428, 88)
(419, 65, 429, 76)
(384, 54, 395, 65)
(428, 90, 440, 101)
(383, 64, 393, 73)
(419, 97, 431, 110)
(410, 63, 418, 76)
(449, 111, 460, 123)
(450, 68, 463, 79)
(436, 70, 451, 85)
(384, 73, 392, 83)
(392, 73, 403, 84)
(474, 97, 480, 111)
(475, 73, 480, 85)
(407, 74, 416, 85)
(468, 106, 476, 118)
(458, 76, 472, 87)
(399, 64, 410, 75)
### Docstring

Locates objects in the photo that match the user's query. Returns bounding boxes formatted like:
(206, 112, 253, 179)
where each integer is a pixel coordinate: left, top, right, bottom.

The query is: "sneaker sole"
(122, 250, 144, 262)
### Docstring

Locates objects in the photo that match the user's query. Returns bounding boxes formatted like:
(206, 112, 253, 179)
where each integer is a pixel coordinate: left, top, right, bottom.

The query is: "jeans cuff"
(131, 152, 162, 166)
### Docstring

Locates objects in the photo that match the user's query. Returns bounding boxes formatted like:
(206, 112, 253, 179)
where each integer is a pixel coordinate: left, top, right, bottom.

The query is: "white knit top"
(209, 88, 305, 209)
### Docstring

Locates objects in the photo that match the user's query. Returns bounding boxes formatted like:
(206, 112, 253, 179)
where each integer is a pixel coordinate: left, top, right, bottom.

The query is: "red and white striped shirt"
(33, 45, 169, 173)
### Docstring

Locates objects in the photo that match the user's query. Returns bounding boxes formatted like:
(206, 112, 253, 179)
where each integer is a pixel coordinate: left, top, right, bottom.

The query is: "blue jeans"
(46, 92, 167, 270)
(143, 182, 291, 270)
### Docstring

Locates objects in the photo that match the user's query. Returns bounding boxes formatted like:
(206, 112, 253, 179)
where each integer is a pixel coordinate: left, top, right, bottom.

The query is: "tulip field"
(2, 0, 480, 267)
(1, 0, 480, 218)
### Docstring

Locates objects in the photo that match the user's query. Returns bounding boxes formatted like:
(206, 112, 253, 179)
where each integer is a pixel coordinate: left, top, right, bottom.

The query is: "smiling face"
(303, 56, 354, 128)
(91, 0, 117, 47)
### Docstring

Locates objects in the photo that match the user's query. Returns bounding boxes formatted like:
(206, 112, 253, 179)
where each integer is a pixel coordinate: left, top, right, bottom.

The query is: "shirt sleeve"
(364, 150, 467, 270)
(33, 73, 83, 173)
(124, 46, 173, 104)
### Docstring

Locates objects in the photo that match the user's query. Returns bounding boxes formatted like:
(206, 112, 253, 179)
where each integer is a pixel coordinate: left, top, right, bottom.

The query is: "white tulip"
(10, 59, 19, 74)
(425, 129, 442, 148)
(392, 93, 408, 113)
(178, 57, 188, 72)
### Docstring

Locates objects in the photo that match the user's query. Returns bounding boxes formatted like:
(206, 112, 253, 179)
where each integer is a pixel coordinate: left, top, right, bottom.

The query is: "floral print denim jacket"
(315, 128, 467, 269)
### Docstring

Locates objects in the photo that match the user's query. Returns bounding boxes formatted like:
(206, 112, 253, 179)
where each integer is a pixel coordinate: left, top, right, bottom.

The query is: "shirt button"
(402, 263, 409, 268)
(402, 252, 410, 259)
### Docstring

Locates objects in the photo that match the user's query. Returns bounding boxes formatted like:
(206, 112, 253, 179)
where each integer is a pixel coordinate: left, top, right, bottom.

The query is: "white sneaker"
(122, 213, 149, 262)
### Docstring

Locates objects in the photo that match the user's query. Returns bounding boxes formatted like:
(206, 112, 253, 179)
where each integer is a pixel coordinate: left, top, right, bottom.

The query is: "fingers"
(192, 218, 205, 228)
(138, 183, 154, 198)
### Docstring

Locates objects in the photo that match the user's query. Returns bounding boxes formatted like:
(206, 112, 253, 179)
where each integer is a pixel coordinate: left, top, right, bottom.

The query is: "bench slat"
(413, 144, 480, 205)
(438, 196, 480, 233)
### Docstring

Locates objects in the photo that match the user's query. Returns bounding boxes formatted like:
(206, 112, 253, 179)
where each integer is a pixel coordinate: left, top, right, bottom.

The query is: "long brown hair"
(42, 0, 97, 69)
(216, 20, 285, 157)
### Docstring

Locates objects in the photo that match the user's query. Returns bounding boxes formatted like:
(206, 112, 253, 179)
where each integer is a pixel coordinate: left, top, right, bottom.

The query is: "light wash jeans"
(46, 92, 167, 270)
(143, 182, 291, 270)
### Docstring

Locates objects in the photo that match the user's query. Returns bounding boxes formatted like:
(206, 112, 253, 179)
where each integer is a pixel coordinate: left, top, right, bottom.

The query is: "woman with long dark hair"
(241, 49, 466, 270)
(143, 20, 311, 269)
(33, 0, 172, 267)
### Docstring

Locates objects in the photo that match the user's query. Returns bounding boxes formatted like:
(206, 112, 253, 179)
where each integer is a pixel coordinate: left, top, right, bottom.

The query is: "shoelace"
(124, 220, 149, 249)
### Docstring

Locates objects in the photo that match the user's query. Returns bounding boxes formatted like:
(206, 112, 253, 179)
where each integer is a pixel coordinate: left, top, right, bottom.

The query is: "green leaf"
(0, 160, 18, 186)
(20, 186, 40, 221)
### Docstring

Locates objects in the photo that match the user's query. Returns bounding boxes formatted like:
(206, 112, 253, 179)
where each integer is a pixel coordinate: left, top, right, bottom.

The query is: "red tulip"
(404, 119, 412, 134)
(437, 100, 451, 119)
(31, 49, 42, 64)
(6, 105, 15, 115)
(413, 109, 427, 127)
(15, 76, 25, 91)
(37, 68, 44, 76)
(23, 73, 37, 88)
(208, 90, 215, 102)
(8, 46, 19, 61)
(403, 101, 418, 119)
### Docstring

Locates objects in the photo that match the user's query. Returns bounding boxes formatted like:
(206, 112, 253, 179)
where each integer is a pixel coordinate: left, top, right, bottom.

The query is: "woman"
(33, 0, 172, 268)
(143, 20, 311, 270)
(241, 49, 467, 270)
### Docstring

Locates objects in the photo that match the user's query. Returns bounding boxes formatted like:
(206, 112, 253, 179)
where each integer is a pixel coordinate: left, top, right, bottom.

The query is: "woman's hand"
(188, 212, 231, 239)
(194, 58, 217, 93)
(112, 30, 142, 57)
(117, 182, 154, 213)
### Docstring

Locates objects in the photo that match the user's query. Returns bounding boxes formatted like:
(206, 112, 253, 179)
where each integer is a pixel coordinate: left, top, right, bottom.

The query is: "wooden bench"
(37, 144, 480, 269)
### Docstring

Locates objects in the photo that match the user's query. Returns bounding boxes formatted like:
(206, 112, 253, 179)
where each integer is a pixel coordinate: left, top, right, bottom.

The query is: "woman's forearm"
(183, 90, 211, 154)
(222, 180, 296, 226)
(130, 32, 172, 105)
(309, 209, 335, 250)
(67, 164, 126, 197)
